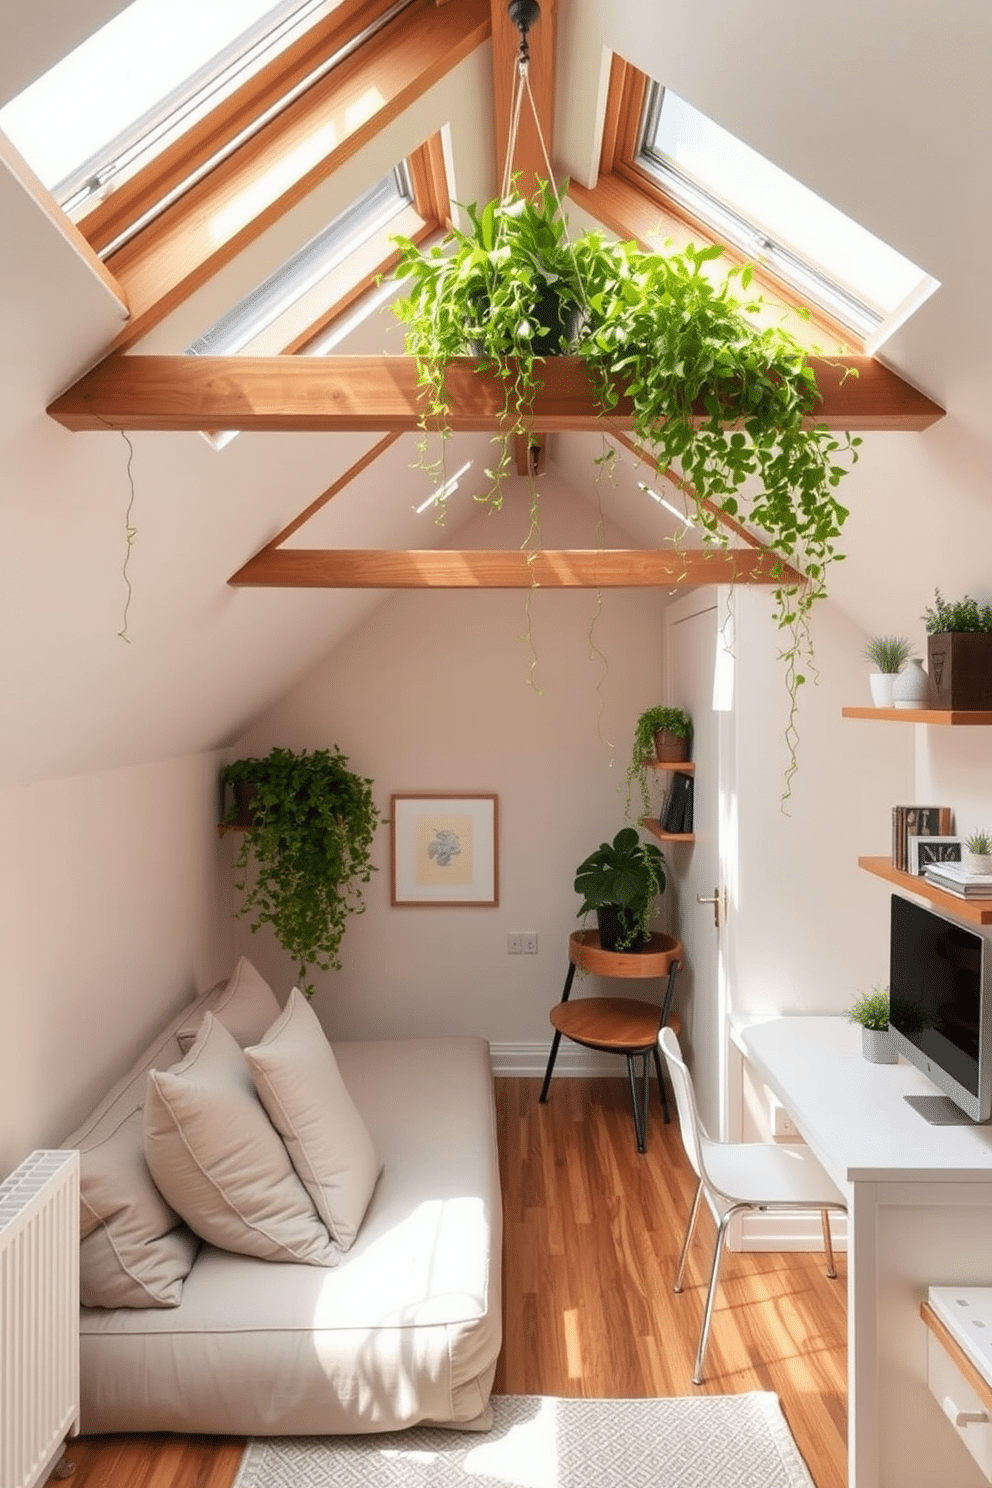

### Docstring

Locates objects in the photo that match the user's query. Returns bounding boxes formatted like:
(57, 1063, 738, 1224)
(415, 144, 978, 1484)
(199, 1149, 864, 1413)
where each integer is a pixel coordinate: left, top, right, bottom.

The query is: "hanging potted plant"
(624, 706, 692, 818)
(220, 746, 382, 996)
(573, 826, 667, 952)
(391, 187, 860, 788)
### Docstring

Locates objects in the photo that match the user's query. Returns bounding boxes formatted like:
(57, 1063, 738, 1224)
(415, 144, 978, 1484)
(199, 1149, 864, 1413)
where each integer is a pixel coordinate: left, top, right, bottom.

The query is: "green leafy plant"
(922, 589, 992, 634)
(845, 986, 890, 1032)
(392, 181, 584, 495)
(966, 830, 992, 855)
(862, 635, 911, 673)
(625, 706, 692, 818)
(573, 826, 667, 952)
(391, 187, 860, 792)
(221, 746, 382, 996)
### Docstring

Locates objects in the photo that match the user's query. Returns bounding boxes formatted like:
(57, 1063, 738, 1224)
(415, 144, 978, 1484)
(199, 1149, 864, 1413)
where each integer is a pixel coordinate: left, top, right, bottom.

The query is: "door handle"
(696, 887, 723, 929)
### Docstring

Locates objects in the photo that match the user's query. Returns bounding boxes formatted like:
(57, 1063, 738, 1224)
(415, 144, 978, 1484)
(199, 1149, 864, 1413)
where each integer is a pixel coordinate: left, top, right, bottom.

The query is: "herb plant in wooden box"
(923, 589, 992, 710)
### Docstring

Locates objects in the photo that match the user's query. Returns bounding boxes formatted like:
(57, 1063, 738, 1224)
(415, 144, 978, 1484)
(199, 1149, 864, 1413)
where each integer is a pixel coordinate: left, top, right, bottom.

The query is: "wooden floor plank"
(64, 1075, 846, 1488)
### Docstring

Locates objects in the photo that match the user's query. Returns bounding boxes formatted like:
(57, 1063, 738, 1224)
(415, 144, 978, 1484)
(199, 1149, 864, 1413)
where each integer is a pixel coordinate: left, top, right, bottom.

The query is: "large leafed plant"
(221, 746, 382, 996)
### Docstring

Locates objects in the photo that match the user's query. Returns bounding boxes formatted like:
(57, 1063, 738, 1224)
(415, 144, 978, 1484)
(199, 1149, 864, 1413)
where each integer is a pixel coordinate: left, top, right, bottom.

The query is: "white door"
(664, 589, 730, 1138)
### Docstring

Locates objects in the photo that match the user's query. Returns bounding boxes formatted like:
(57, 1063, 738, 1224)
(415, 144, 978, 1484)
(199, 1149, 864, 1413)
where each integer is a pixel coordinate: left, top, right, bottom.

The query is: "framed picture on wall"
(908, 835, 963, 875)
(390, 794, 499, 906)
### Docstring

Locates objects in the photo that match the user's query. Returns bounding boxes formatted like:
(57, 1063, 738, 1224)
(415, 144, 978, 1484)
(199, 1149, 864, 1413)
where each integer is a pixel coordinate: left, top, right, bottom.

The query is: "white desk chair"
(658, 1026, 847, 1385)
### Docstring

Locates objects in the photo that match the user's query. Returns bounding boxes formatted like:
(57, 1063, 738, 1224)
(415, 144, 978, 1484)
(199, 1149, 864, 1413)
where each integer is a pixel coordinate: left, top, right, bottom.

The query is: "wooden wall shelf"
(842, 707, 992, 725)
(858, 855, 992, 925)
(647, 760, 696, 774)
(642, 817, 695, 845)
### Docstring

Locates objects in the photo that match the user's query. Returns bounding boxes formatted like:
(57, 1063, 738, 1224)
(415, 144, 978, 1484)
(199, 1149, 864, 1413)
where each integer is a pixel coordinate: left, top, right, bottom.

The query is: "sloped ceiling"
(1, 0, 990, 788)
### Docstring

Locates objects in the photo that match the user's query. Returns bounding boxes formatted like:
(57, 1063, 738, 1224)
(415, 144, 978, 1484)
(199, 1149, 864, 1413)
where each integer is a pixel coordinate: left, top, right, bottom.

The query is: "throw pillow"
(176, 956, 282, 1050)
(246, 989, 381, 1250)
(78, 1107, 200, 1308)
(144, 1012, 337, 1265)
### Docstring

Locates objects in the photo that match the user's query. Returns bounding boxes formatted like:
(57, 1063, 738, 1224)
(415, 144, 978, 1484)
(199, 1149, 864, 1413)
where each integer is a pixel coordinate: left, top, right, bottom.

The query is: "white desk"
(736, 1016, 992, 1488)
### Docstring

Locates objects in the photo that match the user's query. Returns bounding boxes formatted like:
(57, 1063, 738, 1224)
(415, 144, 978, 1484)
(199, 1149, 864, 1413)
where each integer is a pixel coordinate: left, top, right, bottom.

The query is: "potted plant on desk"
(845, 986, 897, 1064)
(573, 827, 667, 953)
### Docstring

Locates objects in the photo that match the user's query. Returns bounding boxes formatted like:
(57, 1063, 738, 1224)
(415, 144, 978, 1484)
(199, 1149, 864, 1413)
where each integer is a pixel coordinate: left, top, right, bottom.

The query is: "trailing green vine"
(390, 187, 862, 790)
(221, 746, 382, 996)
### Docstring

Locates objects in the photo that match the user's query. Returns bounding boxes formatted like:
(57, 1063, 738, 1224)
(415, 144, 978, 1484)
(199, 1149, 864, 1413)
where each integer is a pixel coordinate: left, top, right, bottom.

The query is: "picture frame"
(390, 794, 499, 906)
(908, 834, 963, 875)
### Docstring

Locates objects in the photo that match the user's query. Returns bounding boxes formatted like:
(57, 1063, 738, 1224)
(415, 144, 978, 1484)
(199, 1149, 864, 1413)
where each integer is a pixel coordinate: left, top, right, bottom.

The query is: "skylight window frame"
(71, 0, 418, 259)
(600, 57, 863, 353)
(186, 162, 414, 360)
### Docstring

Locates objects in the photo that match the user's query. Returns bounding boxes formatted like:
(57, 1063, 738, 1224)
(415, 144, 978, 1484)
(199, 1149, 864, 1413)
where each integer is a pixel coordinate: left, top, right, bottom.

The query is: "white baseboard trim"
(490, 1041, 646, 1078)
(735, 1210, 848, 1253)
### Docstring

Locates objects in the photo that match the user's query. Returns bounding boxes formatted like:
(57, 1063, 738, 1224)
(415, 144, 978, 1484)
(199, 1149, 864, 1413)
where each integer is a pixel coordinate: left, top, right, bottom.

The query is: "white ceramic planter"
(868, 672, 896, 707)
(862, 1027, 898, 1064)
(891, 657, 932, 709)
(963, 851, 992, 875)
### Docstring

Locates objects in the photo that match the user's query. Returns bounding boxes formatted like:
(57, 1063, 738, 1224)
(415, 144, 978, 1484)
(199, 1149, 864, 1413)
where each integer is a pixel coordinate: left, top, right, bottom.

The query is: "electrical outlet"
(522, 932, 538, 954)
(769, 1096, 799, 1139)
(507, 933, 523, 954)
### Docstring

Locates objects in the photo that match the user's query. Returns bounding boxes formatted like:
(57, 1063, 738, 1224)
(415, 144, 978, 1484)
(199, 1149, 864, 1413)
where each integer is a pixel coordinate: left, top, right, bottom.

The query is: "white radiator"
(0, 1149, 80, 1488)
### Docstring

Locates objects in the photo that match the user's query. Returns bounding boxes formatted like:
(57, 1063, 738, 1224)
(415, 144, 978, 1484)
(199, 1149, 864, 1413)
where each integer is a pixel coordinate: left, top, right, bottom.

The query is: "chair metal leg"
(821, 1208, 838, 1279)
(625, 1052, 650, 1152)
(652, 1041, 670, 1123)
(693, 1205, 742, 1386)
(673, 1179, 704, 1293)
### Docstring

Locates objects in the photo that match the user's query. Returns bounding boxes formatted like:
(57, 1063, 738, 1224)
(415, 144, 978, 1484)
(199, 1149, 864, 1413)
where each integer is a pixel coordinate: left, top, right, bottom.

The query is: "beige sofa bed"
(67, 959, 502, 1436)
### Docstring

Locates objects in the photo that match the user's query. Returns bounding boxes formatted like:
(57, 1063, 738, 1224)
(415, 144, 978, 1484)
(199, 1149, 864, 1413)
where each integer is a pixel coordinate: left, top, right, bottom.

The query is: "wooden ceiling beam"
(228, 547, 795, 588)
(48, 353, 944, 433)
(491, 0, 557, 201)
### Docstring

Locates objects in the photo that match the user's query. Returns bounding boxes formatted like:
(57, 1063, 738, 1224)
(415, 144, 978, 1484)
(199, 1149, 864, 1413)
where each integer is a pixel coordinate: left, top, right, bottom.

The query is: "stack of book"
(923, 861, 992, 899)
(660, 771, 694, 835)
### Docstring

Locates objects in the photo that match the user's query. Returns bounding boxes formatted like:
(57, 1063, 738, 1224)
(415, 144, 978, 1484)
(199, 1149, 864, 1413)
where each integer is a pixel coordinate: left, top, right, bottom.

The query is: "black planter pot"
(468, 287, 582, 358)
(595, 905, 650, 953)
(231, 781, 258, 827)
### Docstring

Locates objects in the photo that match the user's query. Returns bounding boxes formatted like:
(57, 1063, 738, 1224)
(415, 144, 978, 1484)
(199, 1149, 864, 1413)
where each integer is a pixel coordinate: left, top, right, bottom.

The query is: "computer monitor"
(889, 893, 992, 1123)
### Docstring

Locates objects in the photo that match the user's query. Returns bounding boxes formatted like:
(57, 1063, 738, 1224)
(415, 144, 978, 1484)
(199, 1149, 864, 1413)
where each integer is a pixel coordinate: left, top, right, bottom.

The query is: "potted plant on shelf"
(922, 589, 992, 710)
(845, 986, 900, 1064)
(862, 635, 911, 709)
(964, 830, 992, 875)
(573, 826, 667, 953)
(391, 190, 860, 774)
(220, 746, 382, 996)
(624, 706, 692, 818)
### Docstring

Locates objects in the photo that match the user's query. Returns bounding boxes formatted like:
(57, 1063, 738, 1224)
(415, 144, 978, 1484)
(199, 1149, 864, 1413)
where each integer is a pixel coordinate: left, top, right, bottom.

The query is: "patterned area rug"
(232, 1393, 816, 1488)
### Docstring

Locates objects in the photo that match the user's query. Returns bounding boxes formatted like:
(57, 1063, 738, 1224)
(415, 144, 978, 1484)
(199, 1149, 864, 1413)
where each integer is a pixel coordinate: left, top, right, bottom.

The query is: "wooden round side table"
(538, 929, 683, 1153)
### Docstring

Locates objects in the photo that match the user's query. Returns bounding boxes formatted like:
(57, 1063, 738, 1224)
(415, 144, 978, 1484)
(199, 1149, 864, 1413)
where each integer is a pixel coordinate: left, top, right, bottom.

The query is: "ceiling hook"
(507, 0, 540, 66)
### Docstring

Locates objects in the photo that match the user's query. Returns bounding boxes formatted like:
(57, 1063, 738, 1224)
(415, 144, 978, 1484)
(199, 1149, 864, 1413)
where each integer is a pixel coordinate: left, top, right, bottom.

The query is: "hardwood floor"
(64, 1075, 847, 1488)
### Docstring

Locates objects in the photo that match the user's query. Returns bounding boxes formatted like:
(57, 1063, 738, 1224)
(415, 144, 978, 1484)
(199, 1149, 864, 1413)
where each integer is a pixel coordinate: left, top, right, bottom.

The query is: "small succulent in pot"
(862, 635, 912, 674)
(964, 830, 992, 874)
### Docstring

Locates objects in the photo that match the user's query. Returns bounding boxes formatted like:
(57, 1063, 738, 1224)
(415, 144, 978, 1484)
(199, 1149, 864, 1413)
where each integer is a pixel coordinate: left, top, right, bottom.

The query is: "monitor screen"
(889, 893, 989, 1120)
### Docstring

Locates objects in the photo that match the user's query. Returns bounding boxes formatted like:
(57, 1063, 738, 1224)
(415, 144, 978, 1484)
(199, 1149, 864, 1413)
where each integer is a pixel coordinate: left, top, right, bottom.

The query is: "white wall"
(0, 751, 233, 1177)
(726, 587, 912, 1016)
(225, 478, 673, 1059)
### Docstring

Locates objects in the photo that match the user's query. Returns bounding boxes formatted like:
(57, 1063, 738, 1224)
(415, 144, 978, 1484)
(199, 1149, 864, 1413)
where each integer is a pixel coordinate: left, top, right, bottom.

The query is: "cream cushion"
(246, 988, 382, 1249)
(144, 1013, 337, 1265)
(176, 956, 281, 1051)
(78, 1108, 200, 1309)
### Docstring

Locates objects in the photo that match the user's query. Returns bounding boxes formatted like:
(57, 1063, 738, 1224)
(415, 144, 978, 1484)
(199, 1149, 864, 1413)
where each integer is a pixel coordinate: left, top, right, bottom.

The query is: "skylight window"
(638, 83, 938, 351)
(187, 166, 412, 357)
(0, 0, 343, 212)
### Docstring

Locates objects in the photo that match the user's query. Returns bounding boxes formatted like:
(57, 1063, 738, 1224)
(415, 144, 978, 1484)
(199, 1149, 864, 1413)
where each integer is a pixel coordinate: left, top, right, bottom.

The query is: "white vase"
(868, 672, 896, 707)
(964, 850, 992, 875)
(891, 656, 932, 709)
(862, 1027, 898, 1064)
